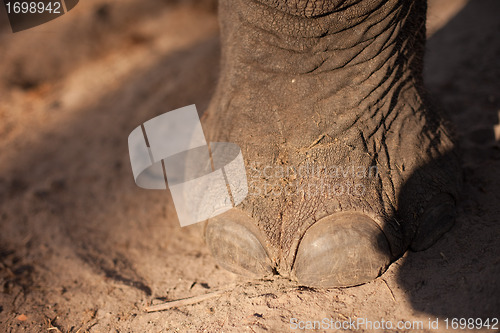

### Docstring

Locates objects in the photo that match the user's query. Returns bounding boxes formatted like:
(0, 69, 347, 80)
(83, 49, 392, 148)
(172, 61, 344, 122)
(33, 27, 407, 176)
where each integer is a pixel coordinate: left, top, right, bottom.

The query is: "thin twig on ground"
(145, 289, 225, 313)
(382, 279, 396, 302)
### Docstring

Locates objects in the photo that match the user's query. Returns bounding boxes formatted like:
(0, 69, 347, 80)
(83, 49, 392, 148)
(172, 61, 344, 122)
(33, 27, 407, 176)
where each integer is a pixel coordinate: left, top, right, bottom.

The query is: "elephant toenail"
(205, 209, 273, 276)
(410, 193, 456, 251)
(293, 212, 392, 288)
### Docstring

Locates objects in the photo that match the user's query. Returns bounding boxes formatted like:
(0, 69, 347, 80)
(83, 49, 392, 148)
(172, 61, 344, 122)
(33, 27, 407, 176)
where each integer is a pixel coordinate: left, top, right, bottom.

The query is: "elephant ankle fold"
(220, 0, 426, 83)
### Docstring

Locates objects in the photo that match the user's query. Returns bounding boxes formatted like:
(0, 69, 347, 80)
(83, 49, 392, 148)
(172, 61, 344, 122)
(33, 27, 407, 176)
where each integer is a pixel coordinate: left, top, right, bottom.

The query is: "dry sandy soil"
(0, 0, 499, 332)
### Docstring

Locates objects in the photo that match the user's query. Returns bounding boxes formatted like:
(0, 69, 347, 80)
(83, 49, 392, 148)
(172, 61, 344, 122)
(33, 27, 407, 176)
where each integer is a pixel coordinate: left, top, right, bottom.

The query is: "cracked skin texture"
(202, 0, 461, 287)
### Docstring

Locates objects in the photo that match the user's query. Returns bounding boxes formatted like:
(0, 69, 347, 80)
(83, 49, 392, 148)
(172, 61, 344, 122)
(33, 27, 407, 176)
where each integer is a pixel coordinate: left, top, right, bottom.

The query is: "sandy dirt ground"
(0, 0, 499, 332)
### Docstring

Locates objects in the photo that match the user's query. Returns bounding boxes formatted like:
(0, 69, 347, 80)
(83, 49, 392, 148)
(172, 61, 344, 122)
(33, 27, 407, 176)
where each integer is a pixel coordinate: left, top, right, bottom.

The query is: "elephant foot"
(201, 0, 461, 287)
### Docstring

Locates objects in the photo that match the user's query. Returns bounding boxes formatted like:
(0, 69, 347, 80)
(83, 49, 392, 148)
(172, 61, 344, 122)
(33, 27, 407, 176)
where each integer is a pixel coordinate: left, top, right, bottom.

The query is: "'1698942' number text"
(5, 2, 62, 14)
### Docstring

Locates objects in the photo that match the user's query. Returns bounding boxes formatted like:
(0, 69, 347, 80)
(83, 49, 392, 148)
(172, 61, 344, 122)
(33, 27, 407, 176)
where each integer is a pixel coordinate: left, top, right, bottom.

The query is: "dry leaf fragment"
(17, 314, 28, 321)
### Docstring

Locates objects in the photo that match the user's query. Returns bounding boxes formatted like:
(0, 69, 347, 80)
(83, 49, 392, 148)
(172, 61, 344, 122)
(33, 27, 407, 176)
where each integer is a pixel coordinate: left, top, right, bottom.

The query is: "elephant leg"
(202, 0, 461, 287)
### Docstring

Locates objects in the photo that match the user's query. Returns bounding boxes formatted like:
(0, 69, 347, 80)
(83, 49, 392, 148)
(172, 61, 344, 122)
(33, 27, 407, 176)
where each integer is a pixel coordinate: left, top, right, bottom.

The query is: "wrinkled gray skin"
(202, 0, 461, 287)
